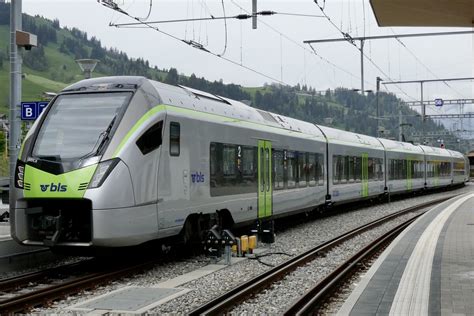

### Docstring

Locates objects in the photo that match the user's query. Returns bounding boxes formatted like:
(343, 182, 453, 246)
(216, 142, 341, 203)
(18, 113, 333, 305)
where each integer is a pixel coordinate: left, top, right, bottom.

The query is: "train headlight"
(88, 158, 120, 189)
(15, 160, 25, 189)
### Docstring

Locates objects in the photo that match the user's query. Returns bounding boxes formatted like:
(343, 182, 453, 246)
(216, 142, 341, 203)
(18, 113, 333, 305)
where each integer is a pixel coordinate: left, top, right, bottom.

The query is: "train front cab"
(11, 77, 167, 248)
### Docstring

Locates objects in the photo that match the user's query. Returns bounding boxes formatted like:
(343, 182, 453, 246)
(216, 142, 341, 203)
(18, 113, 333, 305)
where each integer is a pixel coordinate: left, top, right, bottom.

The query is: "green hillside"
(0, 2, 466, 153)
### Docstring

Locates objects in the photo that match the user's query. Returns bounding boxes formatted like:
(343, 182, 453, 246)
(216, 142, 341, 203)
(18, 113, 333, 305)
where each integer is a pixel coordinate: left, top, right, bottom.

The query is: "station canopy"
(370, 0, 474, 27)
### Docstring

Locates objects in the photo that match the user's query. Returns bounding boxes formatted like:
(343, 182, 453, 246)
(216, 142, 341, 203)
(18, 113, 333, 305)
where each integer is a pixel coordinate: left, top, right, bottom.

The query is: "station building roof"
(370, 0, 473, 27)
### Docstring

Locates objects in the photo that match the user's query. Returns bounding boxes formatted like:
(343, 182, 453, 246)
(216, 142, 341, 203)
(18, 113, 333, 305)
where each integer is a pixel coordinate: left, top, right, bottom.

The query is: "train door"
(258, 140, 273, 219)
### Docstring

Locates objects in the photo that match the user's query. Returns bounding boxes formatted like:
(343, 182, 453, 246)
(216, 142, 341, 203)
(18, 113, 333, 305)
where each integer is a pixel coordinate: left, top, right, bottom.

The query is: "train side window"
(354, 156, 361, 182)
(308, 153, 316, 187)
(239, 146, 257, 192)
(318, 154, 324, 186)
(287, 151, 297, 188)
(368, 158, 375, 181)
(273, 150, 285, 190)
(136, 121, 163, 155)
(377, 158, 384, 180)
(298, 152, 307, 187)
(223, 145, 236, 176)
(170, 122, 180, 156)
(333, 155, 342, 184)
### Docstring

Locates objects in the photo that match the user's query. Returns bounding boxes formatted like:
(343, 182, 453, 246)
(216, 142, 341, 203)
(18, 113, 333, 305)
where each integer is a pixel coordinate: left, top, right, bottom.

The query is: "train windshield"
(32, 92, 132, 160)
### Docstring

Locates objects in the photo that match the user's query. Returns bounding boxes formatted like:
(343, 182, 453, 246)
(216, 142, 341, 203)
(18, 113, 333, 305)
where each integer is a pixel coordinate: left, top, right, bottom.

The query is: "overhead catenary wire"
(110, 10, 321, 27)
(228, 0, 362, 87)
(389, 28, 467, 99)
(218, 0, 228, 57)
(99, 1, 291, 86)
(312, 0, 417, 101)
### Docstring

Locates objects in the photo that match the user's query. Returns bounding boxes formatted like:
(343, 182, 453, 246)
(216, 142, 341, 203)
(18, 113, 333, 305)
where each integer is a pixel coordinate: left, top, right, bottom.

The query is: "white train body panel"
(378, 139, 425, 194)
(419, 145, 453, 188)
(318, 126, 385, 204)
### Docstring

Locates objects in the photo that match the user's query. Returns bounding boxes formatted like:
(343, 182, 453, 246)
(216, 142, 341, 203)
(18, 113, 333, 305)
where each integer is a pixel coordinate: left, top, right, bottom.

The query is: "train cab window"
(170, 122, 180, 156)
(136, 121, 163, 155)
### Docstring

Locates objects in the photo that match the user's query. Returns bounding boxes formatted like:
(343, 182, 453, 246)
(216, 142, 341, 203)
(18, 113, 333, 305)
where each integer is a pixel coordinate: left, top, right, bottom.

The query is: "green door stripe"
(257, 140, 273, 219)
(362, 153, 369, 197)
(407, 159, 413, 190)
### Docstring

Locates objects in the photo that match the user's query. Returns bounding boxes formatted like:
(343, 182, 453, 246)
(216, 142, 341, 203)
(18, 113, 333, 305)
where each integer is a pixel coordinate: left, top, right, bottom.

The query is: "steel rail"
(0, 259, 97, 292)
(189, 196, 454, 316)
(0, 258, 158, 313)
(284, 214, 420, 315)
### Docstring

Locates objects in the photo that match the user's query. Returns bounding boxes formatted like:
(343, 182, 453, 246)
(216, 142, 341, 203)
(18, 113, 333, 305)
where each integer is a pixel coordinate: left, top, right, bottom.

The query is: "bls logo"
(191, 172, 205, 183)
(40, 183, 67, 192)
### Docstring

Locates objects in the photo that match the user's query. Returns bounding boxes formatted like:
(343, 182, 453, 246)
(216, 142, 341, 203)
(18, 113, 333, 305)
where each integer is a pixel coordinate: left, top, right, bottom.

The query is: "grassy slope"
(0, 25, 109, 110)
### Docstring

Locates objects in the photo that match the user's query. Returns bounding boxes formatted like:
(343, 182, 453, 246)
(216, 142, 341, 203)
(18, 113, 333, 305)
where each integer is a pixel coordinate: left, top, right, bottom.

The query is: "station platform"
(340, 192, 474, 315)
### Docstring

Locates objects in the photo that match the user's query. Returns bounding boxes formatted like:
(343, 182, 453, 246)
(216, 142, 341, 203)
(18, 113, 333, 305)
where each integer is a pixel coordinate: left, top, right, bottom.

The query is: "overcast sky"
(20, 0, 474, 124)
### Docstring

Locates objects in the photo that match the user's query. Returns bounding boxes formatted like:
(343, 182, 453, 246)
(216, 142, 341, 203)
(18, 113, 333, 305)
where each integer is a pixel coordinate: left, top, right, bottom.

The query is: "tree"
(165, 68, 179, 85)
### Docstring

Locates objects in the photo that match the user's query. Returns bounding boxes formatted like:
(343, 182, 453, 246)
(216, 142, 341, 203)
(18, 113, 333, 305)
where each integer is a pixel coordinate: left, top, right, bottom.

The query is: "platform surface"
(340, 192, 474, 315)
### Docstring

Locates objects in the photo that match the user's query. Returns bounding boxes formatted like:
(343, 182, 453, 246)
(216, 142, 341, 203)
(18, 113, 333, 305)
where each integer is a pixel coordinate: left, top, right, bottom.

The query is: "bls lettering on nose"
(40, 183, 68, 192)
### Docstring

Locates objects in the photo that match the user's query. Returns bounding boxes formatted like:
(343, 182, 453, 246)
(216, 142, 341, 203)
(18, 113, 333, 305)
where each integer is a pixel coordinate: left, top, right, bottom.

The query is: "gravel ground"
(32, 184, 472, 314)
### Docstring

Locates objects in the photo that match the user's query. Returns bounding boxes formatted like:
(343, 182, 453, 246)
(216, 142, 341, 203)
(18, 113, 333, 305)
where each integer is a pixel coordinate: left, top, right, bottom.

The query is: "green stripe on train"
(362, 153, 369, 197)
(407, 159, 413, 190)
(112, 104, 327, 157)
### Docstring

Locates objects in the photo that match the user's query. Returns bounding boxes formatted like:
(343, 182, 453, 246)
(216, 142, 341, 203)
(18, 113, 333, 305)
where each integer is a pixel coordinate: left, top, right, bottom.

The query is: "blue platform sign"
(21, 101, 49, 120)
(38, 101, 49, 116)
(434, 98, 444, 107)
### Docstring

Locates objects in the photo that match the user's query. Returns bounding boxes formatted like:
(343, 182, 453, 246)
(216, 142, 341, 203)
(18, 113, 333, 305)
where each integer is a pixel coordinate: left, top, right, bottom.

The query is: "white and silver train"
(11, 76, 468, 250)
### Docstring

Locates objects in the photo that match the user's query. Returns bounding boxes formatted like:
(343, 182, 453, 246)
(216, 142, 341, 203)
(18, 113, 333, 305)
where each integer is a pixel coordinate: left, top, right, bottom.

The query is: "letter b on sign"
(21, 102, 38, 120)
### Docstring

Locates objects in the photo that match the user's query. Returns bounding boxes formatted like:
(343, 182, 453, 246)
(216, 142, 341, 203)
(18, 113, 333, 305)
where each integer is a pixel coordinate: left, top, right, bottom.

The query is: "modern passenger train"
(10, 76, 468, 250)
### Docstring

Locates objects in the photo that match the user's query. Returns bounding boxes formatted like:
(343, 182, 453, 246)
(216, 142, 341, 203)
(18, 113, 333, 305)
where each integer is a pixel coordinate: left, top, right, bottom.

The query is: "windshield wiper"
(94, 114, 117, 155)
(80, 114, 118, 160)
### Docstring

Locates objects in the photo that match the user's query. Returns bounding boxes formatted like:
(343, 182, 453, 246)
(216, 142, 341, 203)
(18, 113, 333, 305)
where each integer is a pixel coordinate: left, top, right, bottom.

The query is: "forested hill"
(0, 2, 451, 142)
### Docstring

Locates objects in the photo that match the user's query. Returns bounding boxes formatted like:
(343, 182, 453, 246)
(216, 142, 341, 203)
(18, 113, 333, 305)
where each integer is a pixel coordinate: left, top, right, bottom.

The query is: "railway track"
(0, 256, 158, 313)
(189, 196, 454, 316)
(283, 214, 418, 315)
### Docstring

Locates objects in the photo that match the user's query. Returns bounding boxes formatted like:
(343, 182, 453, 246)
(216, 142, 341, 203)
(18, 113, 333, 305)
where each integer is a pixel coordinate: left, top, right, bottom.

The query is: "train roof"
(377, 138, 424, 155)
(148, 79, 326, 141)
(316, 125, 384, 150)
(418, 145, 452, 158)
(447, 149, 465, 159)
